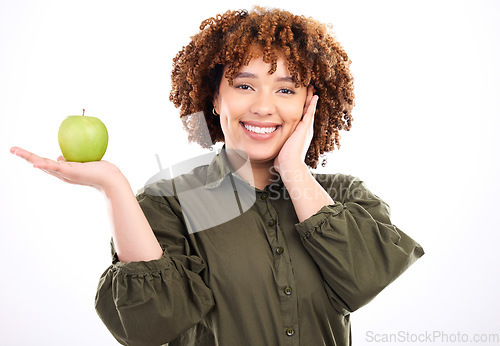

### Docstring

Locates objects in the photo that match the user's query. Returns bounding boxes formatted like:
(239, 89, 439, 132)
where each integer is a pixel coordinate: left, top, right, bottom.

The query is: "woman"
(11, 7, 424, 346)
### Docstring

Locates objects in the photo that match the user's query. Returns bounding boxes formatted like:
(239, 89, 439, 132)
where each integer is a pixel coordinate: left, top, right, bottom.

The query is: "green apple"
(58, 109, 108, 162)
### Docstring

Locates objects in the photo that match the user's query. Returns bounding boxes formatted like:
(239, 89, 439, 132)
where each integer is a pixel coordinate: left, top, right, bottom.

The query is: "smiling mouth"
(241, 122, 280, 134)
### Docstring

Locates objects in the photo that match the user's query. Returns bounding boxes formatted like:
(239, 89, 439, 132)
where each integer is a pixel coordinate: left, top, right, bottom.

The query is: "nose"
(250, 91, 276, 117)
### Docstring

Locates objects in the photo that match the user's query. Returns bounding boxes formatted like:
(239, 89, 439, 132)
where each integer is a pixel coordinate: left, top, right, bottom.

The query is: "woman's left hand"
(274, 85, 318, 174)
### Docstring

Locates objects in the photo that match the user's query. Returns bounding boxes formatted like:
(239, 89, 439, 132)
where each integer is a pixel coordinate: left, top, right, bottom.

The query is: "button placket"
(263, 196, 298, 343)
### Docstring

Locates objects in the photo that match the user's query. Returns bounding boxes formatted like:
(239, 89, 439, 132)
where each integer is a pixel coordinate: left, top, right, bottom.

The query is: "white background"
(1, 0, 499, 345)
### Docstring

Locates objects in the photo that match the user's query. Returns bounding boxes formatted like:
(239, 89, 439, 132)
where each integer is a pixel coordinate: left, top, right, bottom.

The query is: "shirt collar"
(205, 147, 247, 189)
(204, 146, 284, 191)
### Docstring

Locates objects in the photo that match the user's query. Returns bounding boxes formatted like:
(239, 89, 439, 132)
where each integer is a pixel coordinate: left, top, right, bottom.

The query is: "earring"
(212, 107, 219, 116)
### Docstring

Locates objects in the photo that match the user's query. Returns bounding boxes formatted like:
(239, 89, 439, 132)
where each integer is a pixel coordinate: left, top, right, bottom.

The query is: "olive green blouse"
(95, 149, 424, 346)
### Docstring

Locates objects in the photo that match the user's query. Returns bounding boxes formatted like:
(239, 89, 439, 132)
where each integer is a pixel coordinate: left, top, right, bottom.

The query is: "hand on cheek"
(274, 86, 318, 174)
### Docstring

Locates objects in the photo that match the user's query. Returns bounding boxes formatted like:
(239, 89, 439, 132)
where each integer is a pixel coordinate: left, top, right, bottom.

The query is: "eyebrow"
(234, 72, 295, 83)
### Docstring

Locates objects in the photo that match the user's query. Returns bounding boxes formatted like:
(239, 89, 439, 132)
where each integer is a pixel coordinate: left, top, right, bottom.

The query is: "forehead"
(221, 44, 302, 85)
(234, 57, 293, 80)
(231, 46, 291, 74)
(245, 44, 285, 62)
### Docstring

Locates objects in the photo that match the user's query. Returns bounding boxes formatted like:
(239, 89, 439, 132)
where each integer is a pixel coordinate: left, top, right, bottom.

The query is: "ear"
(212, 92, 220, 114)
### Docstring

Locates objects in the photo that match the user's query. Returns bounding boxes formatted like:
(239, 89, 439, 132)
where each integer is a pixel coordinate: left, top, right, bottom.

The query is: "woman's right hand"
(10, 146, 125, 194)
(11, 146, 164, 263)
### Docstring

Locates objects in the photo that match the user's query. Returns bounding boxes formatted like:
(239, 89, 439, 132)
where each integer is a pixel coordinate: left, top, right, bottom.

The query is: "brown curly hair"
(169, 6, 354, 168)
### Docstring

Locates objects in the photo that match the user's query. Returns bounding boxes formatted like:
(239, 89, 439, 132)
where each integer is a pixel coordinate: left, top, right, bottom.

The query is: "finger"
(303, 95, 319, 125)
(15, 149, 59, 170)
(10, 147, 42, 164)
(303, 86, 315, 114)
(32, 156, 66, 173)
(39, 168, 80, 185)
(39, 162, 86, 185)
(307, 85, 315, 103)
(42, 169, 75, 184)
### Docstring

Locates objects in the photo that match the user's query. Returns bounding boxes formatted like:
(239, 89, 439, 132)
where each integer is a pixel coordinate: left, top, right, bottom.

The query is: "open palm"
(10, 147, 123, 193)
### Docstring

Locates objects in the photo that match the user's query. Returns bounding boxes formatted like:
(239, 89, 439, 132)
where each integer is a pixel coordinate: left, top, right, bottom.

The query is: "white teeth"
(243, 123, 278, 134)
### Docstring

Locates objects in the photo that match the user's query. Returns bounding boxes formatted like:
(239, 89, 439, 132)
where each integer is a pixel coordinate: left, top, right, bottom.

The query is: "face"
(213, 54, 308, 166)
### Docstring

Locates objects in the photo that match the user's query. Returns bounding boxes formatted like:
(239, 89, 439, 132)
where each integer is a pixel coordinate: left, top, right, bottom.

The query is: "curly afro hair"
(169, 6, 354, 168)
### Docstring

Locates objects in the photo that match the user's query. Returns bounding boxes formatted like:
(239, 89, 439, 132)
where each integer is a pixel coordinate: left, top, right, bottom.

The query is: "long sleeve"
(295, 174, 424, 314)
(94, 183, 215, 346)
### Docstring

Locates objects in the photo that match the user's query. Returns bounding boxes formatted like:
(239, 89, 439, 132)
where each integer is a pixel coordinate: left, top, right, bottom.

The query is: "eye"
(278, 88, 295, 95)
(235, 84, 253, 91)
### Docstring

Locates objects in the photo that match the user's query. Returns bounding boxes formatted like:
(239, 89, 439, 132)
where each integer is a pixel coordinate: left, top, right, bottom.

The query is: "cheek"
(287, 93, 307, 114)
(219, 113, 240, 144)
(287, 120, 301, 137)
(279, 102, 305, 136)
(219, 114, 231, 136)
(283, 103, 305, 124)
(219, 90, 245, 117)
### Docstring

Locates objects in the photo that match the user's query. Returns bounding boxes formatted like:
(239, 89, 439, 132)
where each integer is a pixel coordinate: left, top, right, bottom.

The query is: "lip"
(242, 120, 282, 127)
(240, 121, 281, 140)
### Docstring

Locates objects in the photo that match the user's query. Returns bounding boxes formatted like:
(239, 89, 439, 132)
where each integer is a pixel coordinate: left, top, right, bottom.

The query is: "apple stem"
(82, 109, 85, 116)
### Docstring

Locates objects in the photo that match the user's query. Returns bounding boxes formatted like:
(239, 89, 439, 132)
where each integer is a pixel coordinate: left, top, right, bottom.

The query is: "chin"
(246, 149, 279, 164)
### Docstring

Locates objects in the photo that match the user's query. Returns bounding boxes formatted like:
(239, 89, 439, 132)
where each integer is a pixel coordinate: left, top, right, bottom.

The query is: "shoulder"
(137, 164, 210, 203)
(311, 172, 360, 190)
(311, 172, 367, 203)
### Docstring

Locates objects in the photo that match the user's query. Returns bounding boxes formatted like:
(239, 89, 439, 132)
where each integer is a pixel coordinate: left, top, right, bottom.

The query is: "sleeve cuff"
(295, 203, 344, 239)
(112, 251, 172, 276)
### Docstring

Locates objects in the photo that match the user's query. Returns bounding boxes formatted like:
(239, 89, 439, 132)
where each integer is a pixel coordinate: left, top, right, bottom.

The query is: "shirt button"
(286, 328, 295, 337)
(276, 246, 284, 255)
(268, 219, 276, 227)
(284, 286, 292, 295)
(261, 193, 269, 200)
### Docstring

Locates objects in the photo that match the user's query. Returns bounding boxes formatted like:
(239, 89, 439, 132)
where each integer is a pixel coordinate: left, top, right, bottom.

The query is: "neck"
(225, 149, 276, 190)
